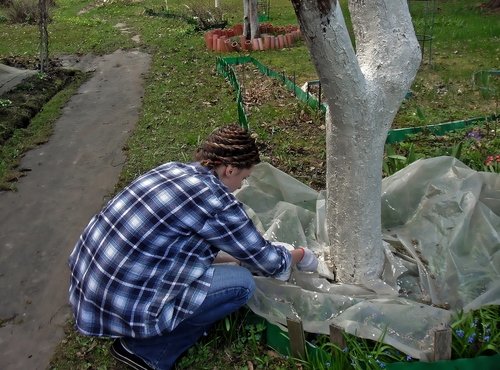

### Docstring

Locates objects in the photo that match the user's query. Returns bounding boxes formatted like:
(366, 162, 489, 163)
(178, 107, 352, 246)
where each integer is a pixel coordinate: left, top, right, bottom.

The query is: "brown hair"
(195, 125, 260, 169)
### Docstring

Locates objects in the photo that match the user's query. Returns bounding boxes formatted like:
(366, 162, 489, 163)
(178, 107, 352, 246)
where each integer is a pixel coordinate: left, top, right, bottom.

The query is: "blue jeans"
(122, 264, 256, 370)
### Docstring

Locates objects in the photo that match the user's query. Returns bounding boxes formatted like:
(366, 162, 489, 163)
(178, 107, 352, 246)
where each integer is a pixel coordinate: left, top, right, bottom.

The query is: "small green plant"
(299, 328, 409, 370)
(473, 70, 499, 100)
(0, 98, 12, 107)
(450, 305, 500, 359)
(383, 143, 417, 176)
(415, 106, 427, 122)
(450, 141, 463, 160)
(175, 308, 290, 369)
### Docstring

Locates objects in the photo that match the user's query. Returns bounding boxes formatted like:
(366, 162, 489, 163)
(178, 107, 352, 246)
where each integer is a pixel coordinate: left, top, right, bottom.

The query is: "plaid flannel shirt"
(68, 162, 292, 338)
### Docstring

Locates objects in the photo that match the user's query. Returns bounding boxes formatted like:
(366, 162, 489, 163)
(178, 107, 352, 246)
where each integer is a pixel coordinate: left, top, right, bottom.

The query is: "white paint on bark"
(291, 0, 421, 290)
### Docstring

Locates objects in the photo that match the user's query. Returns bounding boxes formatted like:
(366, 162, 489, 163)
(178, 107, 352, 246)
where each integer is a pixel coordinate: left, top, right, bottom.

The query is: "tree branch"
(349, 0, 421, 107)
(291, 0, 367, 126)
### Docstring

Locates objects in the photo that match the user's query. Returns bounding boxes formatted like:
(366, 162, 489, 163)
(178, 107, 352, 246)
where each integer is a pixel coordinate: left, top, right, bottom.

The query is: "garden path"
(0, 49, 151, 370)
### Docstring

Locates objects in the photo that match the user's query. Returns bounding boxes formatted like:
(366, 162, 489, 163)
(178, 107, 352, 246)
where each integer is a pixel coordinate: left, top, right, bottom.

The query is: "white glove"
(297, 248, 318, 272)
(272, 241, 294, 251)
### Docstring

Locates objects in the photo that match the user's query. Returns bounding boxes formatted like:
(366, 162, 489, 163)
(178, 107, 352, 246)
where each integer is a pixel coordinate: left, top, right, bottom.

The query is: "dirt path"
(0, 49, 151, 370)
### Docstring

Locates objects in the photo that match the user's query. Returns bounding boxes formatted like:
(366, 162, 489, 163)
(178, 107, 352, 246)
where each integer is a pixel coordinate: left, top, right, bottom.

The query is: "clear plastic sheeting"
(234, 157, 500, 360)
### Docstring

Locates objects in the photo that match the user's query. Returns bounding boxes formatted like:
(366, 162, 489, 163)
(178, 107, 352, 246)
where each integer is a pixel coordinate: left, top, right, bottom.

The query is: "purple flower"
(468, 333, 476, 344)
(467, 130, 482, 140)
(484, 335, 490, 342)
(376, 359, 386, 368)
(455, 329, 465, 338)
(406, 355, 413, 361)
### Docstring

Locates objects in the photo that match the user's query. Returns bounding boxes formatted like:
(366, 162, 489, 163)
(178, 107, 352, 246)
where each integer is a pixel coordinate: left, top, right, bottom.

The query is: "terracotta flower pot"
(268, 36, 274, 49)
(257, 37, 264, 50)
(216, 37, 223, 52)
(232, 41, 240, 52)
(251, 38, 259, 51)
(278, 35, 284, 49)
(212, 34, 219, 51)
(232, 24, 243, 36)
(263, 35, 271, 50)
(239, 35, 246, 44)
(205, 32, 213, 51)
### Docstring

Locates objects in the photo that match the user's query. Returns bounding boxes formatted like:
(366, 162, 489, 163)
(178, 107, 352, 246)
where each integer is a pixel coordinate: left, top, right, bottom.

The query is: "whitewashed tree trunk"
(290, 0, 421, 290)
(243, 0, 260, 39)
(215, 0, 220, 7)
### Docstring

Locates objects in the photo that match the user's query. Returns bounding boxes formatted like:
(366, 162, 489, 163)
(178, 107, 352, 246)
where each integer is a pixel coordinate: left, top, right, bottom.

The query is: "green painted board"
(265, 321, 500, 369)
(386, 354, 500, 370)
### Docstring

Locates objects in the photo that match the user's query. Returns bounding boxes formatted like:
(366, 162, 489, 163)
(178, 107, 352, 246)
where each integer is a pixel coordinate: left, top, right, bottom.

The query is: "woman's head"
(195, 125, 260, 191)
(195, 125, 260, 170)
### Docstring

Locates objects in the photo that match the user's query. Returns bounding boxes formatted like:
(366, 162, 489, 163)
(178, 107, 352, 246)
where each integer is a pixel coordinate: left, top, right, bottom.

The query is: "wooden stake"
(329, 324, 346, 348)
(286, 317, 306, 359)
(432, 326, 452, 361)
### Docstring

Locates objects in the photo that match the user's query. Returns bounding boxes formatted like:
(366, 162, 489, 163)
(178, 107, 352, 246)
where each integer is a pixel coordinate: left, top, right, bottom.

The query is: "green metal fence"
(216, 56, 498, 142)
(215, 55, 326, 130)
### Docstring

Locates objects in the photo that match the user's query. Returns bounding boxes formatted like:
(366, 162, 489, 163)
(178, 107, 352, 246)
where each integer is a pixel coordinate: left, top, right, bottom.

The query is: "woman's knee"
(213, 264, 254, 287)
(237, 266, 256, 297)
(209, 265, 256, 303)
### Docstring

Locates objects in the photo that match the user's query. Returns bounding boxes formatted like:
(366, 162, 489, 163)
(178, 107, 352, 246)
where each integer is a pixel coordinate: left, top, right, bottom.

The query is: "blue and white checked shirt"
(68, 162, 292, 338)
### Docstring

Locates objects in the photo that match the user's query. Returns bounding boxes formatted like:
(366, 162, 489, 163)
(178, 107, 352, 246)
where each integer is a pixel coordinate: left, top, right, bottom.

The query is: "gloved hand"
(272, 241, 294, 251)
(297, 248, 319, 272)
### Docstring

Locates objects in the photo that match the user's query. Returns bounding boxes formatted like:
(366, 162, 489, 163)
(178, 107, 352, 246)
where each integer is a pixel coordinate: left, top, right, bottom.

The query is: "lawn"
(0, 0, 499, 369)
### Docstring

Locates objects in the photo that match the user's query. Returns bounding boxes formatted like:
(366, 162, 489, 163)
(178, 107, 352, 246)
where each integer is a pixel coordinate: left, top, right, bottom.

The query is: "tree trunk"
(290, 0, 421, 290)
(243, 0, 260, 39)
(38, 0, 49, 73)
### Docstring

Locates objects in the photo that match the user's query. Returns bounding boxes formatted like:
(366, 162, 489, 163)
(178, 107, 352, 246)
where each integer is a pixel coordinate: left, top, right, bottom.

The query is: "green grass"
(0, 0, 499, 368)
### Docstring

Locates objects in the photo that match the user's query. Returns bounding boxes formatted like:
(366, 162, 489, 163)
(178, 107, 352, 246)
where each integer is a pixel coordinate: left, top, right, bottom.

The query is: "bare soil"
(235, 63, 327, 190)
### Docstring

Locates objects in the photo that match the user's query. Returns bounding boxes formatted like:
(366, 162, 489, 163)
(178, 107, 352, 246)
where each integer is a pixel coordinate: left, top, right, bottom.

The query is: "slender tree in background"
(291, 0, 421, 290)
(38, 0, 49, 73)
(243, 0, 260, 39)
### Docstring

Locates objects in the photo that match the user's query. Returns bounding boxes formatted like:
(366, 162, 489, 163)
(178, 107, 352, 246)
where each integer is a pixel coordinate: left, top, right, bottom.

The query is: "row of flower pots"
(206, 31, 302, 52)
(204, 23, 302, 52)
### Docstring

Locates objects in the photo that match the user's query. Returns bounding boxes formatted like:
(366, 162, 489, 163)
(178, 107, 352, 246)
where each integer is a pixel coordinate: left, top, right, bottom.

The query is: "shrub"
(6, 0, 39, 24)
(182, 0, 228, 30)
(5, 0, 54, 25)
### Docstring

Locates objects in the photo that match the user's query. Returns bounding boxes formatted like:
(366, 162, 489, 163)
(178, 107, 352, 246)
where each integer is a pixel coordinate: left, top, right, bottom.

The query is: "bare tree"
(290, 0, 421, 290)
(243, 0, 260, 39)
(38, 0, 49, 73)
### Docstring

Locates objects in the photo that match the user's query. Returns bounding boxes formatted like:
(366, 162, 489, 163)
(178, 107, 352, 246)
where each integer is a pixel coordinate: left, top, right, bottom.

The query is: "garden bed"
(0, 57, 80, 145)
